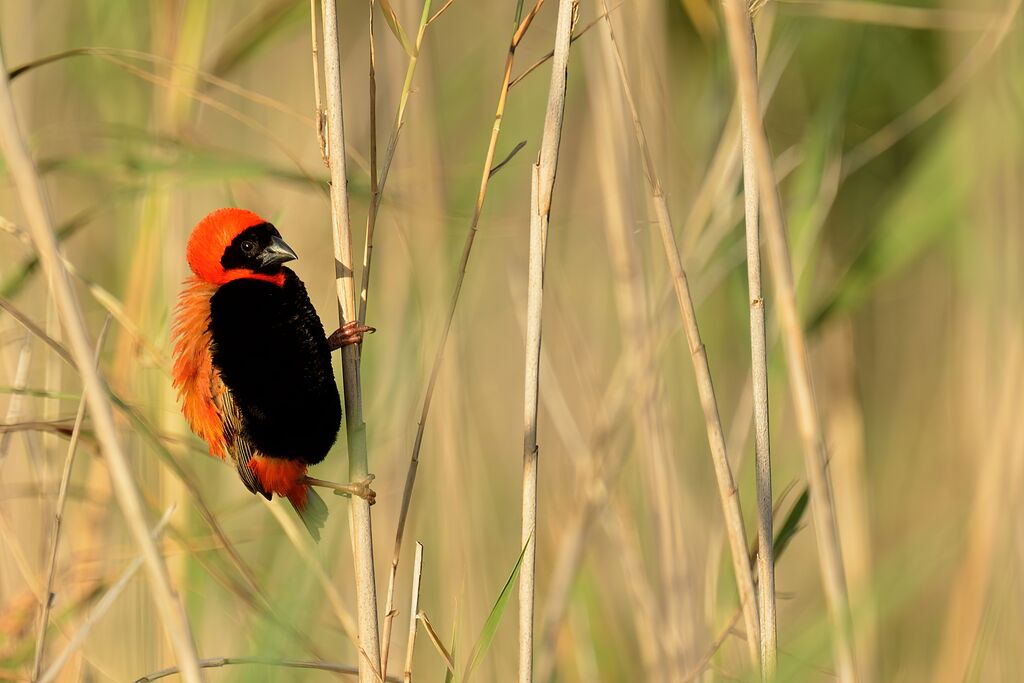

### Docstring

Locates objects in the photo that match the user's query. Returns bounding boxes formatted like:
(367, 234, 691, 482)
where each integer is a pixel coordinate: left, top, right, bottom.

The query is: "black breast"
(208, 269, 341, 464)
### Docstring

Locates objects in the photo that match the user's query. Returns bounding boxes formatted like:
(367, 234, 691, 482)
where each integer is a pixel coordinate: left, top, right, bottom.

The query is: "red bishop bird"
(172, 208, 373, 540)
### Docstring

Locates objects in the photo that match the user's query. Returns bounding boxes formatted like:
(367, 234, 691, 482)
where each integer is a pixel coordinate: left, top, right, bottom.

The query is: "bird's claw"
(327, 321, 376, 351)
(331, 474, 376, 505)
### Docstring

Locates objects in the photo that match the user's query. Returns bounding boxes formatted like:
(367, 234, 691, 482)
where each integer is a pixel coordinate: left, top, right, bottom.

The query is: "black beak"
(259, 236, 298, 267)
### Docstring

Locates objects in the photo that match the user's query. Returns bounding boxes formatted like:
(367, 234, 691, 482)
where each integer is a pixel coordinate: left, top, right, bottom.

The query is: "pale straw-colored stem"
(721, 1, 857, 680)
(402, 543, 424, 683)
(0, 47, 202, 683)
(320, 2, 382, 681)
(309, 0, 327, 163)
(738, 17, 778, 679)
(520, 3, 576, 681)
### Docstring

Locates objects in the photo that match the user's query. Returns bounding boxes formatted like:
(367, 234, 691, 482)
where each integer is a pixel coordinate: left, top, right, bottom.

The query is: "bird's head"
(186, 208, 298, 286)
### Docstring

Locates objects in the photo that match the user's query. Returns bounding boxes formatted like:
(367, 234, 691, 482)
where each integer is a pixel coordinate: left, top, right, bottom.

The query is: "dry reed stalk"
(362, 0, 379, 327)
(416, 611, 454, 676)
(599, 3, 761, 670)
(309, 0, 327, 162)
(31, 319, 109, 680)
(738, 17, 777, 678)
(358, 0, 431, 327)
(402, 543, 424, 683)
(720, 1, 857, 680)
(520, 3, 576, 681)
(0, 48, 202, 683)
(319, 2, 382, 680)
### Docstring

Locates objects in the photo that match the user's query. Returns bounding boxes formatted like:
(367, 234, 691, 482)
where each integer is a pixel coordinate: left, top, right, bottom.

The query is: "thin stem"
(359, 0, 432, 326)
(320, 2, 382, 682)
(0, 45, 202, 683)
(362, 0, 379, 326)
(721, 1, 857, 680)
(402, 543, 425, 683)
(310, 0, 327, 164)
(520, 3, 576, 682)
(416, 612, 455, 675)
(31, 318, 110, 680)
(739, 18, 777, 679)
(599, 2, 761, 671)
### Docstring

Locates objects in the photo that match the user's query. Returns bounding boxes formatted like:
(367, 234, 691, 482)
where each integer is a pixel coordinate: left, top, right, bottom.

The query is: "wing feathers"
(212, 373, 271, 499)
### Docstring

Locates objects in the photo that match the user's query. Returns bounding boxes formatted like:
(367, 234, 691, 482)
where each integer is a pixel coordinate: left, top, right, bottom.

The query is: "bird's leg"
(327, 321, 375, 351)
(304, 474, 377, 505)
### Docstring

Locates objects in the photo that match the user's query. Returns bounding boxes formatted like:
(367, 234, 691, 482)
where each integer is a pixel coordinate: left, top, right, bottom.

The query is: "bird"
(171, 208, 373, 540)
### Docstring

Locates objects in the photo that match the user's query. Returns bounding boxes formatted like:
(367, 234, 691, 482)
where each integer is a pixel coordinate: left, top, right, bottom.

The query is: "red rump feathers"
(186, 208, 268, 285)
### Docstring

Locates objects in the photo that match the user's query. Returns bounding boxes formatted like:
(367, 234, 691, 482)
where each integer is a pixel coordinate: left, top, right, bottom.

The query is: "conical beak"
(259, 236, 298, 267)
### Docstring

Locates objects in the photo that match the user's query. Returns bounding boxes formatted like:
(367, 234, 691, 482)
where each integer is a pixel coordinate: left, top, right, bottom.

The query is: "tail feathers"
(293, 486, 328, 542)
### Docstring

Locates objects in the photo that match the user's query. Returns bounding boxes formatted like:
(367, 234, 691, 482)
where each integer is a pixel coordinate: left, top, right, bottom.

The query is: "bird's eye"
(240, 240, 257, 255)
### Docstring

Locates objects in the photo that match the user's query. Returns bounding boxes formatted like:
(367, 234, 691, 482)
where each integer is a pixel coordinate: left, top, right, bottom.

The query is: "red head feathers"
(186, 208, 289, 286)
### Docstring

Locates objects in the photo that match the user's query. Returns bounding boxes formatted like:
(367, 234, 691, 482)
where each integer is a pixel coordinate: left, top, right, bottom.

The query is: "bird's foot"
(331, 474, 377, 505)
(327, 321, 376, 351)
(303, 474, 377, 504)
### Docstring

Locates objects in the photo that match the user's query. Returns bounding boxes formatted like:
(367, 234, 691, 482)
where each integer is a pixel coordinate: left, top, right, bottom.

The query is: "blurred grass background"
(1, 0, 1023, 680)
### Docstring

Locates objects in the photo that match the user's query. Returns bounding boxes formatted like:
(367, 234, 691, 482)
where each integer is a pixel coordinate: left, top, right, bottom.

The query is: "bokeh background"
(2, 0, 1023, 681)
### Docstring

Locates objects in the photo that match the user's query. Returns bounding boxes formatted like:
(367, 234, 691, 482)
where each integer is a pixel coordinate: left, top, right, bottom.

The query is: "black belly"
(208, 269, 341, 464)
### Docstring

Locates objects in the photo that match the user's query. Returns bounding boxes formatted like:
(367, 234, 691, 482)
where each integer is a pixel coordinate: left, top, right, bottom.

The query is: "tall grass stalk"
(0, 49, 203, 683)
(359, 0, 431, 327)
(402, 542, 425, 683)
(721, 1, 856, 680)
(738, 18, 778, 678)
(599, 3, 761, 670)
(319, 1, 382, 680)
(520, 2, 576, 681)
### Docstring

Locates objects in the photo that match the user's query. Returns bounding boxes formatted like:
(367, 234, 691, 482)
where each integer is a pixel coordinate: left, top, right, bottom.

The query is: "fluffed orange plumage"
(171, 276, 226, 459)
